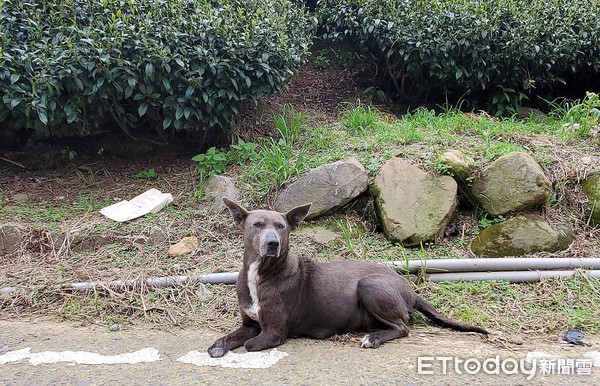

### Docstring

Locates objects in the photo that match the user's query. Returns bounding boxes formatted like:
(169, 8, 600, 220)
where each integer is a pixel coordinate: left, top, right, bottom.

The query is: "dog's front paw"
(244, 335, 283, 352)
(244, 339, 262, 352)
(208, 344, 226, 358)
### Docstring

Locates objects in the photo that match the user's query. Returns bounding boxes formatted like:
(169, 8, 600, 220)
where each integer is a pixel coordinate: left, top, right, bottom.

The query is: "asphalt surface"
(0, 320, 598, 385)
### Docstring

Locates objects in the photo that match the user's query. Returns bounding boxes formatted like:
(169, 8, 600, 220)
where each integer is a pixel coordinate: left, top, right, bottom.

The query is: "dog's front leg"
(243, 330, 286, 352)
(207, 323, 260, 358)
(243, 320, 287, 352)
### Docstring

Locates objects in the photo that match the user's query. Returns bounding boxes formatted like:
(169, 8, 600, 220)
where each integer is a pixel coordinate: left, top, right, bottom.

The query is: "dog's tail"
(414, 295, 489, 334)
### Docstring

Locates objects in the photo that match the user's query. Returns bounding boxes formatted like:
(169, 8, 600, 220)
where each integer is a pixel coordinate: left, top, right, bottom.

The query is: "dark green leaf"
(138, 103, 148, 117)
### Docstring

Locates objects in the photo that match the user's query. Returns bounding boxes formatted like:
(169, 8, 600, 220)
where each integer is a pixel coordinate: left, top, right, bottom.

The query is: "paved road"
(0, 320, 598, 385)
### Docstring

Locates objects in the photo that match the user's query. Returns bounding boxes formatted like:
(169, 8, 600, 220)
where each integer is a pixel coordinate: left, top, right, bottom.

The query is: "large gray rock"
(0, 222, 25, 254)
(274, 158, 368, 220)
(582, 170, 600, 227)
(471, 152, 551, 216)
(373, 158, 457, 246)
(470, 215, 574, 257)
(202, 175, 239, 213)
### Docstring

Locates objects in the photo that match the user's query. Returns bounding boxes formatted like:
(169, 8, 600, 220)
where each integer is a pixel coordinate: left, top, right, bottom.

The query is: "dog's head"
(223, 198, 311, 260)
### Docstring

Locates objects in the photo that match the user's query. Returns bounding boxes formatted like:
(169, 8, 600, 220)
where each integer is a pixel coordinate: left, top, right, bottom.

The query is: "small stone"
(147, 226, 168, 244)
(516, 107, 546, 118)
(109, 324, 120, 332)
(202, 175, 239, 213)
(0, 222, 25, 253)
(12, 193, 30, 202)
(508, 335, 524, 345)
(439, 150, 474, 180)
(168, 236, 200, 257)
(581, 156, 592, 165)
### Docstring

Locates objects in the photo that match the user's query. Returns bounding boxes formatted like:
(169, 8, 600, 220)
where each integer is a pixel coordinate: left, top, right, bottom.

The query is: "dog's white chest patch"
(244, 261, 261, 321)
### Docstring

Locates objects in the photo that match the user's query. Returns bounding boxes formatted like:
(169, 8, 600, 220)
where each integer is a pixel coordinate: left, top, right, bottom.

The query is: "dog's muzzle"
(260, 231, 281, 258)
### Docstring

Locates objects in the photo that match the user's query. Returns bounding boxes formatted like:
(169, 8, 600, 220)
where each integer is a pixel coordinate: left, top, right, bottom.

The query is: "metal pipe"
(3, 258, 600, 295)
(0, 272, 240, 295)
(64, 272, 240, 290)
(418, 269, 600, 283)
(391, 258, 600, 274)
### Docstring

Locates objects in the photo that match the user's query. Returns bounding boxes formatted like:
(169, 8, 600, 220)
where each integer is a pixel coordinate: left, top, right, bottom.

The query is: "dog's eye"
(253, 222, 265, 228)
(274, 222, 285, 229)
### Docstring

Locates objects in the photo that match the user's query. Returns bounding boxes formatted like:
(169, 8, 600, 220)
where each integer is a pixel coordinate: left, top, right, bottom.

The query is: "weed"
(72, 194, 105, 212)
(432, 158, 454, 177)
(313, 49, 331, 69)
(479, 214, 506, 229)
(546, 91, 600, 139)
(4, 95, 600, 335)
(342, 102, 377, 134)
(191, 139, 259, 197)
(273, 104, 305, 147)
(248, 104, 310, 190)
(386, 121, 423, 144)
(490, 86, 529, 116)
(192, 147, 229, 182)
(480, 134, 524, 161)
(0, 203, 72, 225)
(332, 217, 366, 258)
(228, 139, 258, 166)
(362, 86, 387, 103)
(135, 168, 157, 179)
(60, 148, 77, 161)
(75, 169, 101, 185)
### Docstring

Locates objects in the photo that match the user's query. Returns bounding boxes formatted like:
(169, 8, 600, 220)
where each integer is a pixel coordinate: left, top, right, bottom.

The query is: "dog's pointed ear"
(223, 198, 249, 226)
(285, 203, 311, 230)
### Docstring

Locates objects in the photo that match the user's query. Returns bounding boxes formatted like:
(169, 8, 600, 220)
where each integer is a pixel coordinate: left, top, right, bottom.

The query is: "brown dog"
(207, 198, 488, 358)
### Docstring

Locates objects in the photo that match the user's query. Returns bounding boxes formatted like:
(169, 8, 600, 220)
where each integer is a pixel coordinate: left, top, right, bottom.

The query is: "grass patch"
(418, 278, 600, 334)
(296, 101, 597, 180)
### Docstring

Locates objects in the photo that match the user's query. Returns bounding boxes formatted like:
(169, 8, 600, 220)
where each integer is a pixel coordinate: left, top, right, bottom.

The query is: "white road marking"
(176, 348, 288, 369)
(0, 347, 161, 365)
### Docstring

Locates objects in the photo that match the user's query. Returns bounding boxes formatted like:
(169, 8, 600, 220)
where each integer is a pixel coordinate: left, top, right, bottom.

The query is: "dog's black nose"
(267, 239, 280, 248)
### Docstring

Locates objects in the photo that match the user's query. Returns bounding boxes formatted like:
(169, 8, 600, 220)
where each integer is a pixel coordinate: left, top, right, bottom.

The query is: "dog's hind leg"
(207, 323, 261, 358)
(357, 275, 411, 348)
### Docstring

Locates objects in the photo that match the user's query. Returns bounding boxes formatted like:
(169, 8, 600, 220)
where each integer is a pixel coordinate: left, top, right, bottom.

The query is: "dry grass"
(1, 65, 599, 337)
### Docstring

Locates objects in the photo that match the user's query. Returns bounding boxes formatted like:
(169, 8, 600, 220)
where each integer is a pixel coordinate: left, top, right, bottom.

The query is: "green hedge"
(318, 0, 600, 113)
(0, 0, 314, 144)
